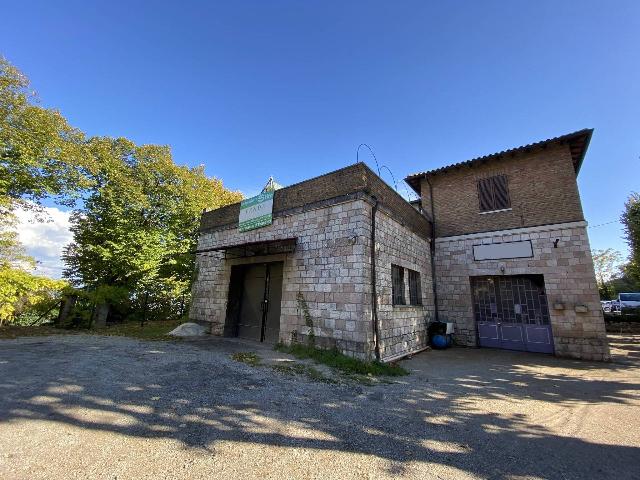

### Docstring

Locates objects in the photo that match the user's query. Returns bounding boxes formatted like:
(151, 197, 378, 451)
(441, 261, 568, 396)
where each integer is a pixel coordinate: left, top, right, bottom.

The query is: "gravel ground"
(1, 334, 639, 480)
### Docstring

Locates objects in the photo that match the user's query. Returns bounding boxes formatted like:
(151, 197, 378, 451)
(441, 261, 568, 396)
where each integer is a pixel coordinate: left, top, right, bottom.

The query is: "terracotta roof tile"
(404, 129, 593, 194)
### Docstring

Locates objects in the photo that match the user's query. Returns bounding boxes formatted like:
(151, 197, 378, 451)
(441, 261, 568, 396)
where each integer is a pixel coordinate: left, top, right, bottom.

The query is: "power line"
(589, 220, 621, 229)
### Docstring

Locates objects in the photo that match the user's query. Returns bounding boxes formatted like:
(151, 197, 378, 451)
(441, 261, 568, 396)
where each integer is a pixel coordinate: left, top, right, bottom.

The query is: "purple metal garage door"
(471, 275, 554, 354)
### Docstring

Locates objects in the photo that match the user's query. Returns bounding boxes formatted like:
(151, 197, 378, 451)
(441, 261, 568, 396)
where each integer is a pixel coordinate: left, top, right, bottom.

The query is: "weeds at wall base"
(275, 342, 408, 377)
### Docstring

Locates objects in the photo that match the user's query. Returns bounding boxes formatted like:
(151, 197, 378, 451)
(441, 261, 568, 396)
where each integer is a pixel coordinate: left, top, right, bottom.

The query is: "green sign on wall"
(238, 191, 274, 232)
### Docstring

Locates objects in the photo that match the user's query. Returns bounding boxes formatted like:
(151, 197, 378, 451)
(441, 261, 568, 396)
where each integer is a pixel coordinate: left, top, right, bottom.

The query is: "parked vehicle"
(610, 300, 622, 314)
(617, 293, 640, 314)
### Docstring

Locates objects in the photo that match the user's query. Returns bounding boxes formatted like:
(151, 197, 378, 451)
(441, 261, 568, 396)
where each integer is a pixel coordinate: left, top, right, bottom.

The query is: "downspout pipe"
(370, 196, 381, 361)
(425, 178, 440, 322)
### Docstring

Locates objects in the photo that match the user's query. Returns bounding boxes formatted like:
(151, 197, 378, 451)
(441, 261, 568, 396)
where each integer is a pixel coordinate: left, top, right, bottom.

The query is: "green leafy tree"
(621, 192, 640, 283)
(0, 56, 241, 328)
(63, 137, 241, 324)
(0, 268, 68, 325)
(0, 210, 35, 269)
(606, 266, 640, 297)
(0, 57, 85, 327)
(0, 57, 93, 212)
(0, 199, 67, 326)
(592, 248, 623, 299)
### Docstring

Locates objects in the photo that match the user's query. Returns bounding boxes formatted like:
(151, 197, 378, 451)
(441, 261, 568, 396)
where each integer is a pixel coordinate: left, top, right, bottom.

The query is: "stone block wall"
(373, 210, 434, 361)
(434, 221, 610, 361)
(190, 198, 375, 359)
(190, 193, 435, 361)
(200, 162, 432, 240)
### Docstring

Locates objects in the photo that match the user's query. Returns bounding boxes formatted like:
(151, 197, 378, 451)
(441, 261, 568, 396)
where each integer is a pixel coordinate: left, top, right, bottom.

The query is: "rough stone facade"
(404, 130, 610, 361)
(191, 129, 610, 362)
(374, 211, 434, 360)
(435, 221, 610, 361)
(200, 162, 432, 240)
(191, 194, 433, 361)
(192, 198, 372, 358)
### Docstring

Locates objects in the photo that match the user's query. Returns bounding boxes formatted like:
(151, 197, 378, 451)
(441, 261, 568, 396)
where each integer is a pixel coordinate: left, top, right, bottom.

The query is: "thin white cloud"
(14, 206, 73, 279)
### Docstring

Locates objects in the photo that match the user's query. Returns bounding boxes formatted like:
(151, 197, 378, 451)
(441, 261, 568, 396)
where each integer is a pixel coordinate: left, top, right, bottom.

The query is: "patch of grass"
(0, 325, 75, 340)
(0, 320, 184, 341)
(340, 372, 381, 386)
(275, 343, 408, 377)
(231, 352, 262, 367)
(92, 319, 183, 340)
(271, 362, 336, 383)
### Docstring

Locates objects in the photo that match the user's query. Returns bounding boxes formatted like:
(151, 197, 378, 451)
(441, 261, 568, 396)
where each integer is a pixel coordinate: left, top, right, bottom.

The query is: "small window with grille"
(408, 269, 422, 305)
(477, 174, 511, 212)
(391, 264, 405, 305)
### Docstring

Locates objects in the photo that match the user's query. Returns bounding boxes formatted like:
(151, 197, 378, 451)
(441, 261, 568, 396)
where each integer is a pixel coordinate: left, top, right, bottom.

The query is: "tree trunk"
(92, 302, 110, 328)
(56, 295, 78, 327)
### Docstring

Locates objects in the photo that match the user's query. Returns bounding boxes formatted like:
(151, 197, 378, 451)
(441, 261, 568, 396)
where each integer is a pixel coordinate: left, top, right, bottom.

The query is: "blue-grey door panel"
(523, 325, 554, 353)
(477, 322, 501, 348)
(471, 275, 554, 354)
(499, 324, 526, 350)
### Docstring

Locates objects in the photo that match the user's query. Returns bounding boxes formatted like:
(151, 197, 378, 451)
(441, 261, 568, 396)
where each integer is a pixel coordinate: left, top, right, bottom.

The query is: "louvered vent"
(477, 175, 511, 212)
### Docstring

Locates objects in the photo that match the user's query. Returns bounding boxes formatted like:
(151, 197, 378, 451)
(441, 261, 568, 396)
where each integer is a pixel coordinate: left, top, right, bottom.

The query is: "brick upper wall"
(200, 162, 433, 240)
(420, 144, 585, 237)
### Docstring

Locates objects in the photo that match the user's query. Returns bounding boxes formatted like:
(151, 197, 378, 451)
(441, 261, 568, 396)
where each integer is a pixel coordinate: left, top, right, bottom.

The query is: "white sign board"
(238, 191, 274, 232)
(473, 240, 533, 261)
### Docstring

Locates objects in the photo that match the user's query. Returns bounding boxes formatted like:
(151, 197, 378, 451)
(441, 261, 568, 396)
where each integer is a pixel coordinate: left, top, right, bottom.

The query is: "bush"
(0, 267, 67, 326)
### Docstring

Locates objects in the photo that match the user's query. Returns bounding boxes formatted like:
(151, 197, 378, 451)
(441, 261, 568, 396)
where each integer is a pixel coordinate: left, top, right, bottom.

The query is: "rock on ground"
(168, 322, 207, 337)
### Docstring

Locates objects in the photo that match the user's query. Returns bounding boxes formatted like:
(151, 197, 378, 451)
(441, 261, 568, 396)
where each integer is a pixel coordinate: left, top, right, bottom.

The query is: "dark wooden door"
(235, 262, 283, 343)
(224, 266, 245, 337)
(237, 264, 267, 341)
(263, 262, 283, 343)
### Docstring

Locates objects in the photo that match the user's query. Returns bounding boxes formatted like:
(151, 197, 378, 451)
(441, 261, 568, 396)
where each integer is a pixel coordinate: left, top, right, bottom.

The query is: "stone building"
(406, 128, 609, 361)
(190, 163, 434, 361)
(191, 129, 610, 361)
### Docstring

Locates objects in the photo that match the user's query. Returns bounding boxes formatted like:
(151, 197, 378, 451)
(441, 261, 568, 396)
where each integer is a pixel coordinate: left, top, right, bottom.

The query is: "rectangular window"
(391, 264, 405, 305)
(477, 175, 511, 212)
(408, 269, 422, 305)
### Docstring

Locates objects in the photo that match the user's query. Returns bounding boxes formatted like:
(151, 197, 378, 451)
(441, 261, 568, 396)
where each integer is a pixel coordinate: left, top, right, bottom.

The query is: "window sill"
(392, 304, 425, 309)
(479, 208, 512, 215)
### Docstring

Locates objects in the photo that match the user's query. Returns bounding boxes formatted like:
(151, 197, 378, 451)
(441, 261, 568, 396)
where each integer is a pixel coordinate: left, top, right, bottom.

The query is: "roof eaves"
(571, 129, 593, 175)
(404, 129, 594, 194)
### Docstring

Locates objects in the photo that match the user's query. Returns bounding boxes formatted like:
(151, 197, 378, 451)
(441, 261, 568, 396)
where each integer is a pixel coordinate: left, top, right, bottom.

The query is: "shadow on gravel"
(608, 334, 640, 365)
(1, 335, 639, 479)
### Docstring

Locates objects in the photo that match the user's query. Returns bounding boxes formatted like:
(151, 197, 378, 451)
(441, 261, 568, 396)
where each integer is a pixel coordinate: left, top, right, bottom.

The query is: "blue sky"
(2, 0, 639, 274)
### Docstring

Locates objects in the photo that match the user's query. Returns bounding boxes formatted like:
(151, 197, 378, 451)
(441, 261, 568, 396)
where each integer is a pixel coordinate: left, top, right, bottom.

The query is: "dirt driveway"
(1, 334, 639, 480)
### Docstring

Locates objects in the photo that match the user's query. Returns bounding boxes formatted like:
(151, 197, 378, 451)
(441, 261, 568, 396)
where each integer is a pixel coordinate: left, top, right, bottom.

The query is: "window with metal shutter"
(477, 175, 511, 212)
(408, 269, 422, 305)
(392, 265, 406, 305)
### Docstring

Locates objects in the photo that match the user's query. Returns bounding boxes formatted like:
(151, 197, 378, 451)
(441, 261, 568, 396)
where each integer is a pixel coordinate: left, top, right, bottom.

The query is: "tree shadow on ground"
(608, 334, 640, 365)
(1, 335, 639, 479)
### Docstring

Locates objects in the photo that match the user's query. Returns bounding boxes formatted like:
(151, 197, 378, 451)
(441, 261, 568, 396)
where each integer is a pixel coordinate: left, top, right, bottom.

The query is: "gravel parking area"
(1, 334, 639, 479)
